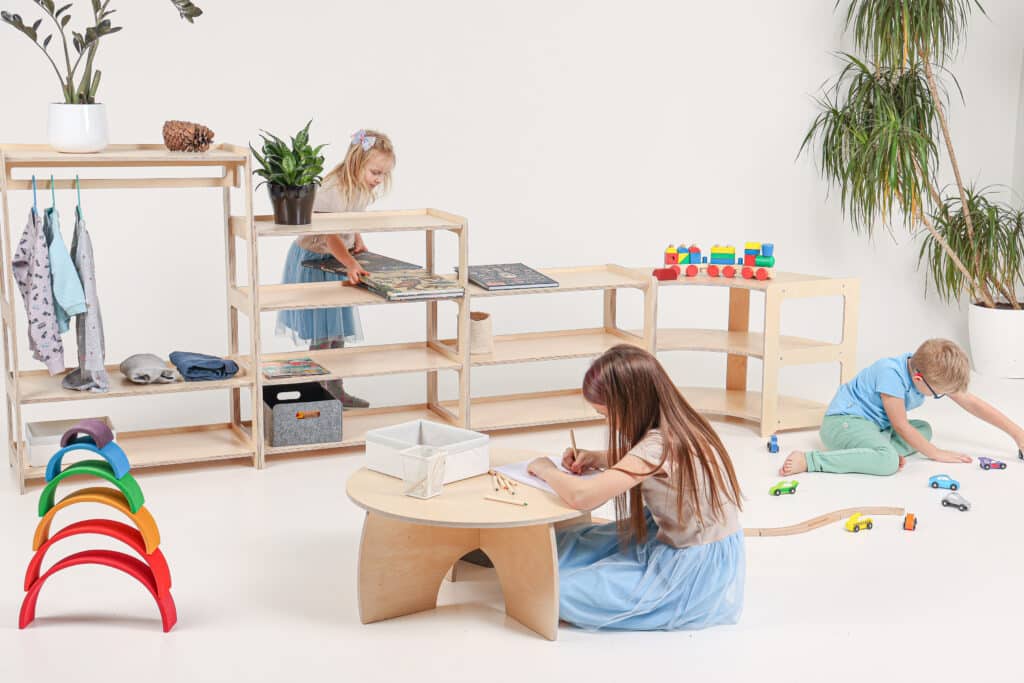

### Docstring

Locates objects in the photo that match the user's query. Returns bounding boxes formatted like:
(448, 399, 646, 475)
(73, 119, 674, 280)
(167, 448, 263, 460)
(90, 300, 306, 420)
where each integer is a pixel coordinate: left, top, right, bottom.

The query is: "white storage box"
(26, 417, 117, 469)
(365, 420, 489, 484)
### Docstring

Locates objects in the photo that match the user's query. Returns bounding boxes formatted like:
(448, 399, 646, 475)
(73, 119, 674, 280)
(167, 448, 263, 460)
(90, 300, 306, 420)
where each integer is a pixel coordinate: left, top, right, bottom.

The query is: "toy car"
(767, 435, 779, 454)
(978, 456, 1007, 470)
(769, 480, 798, 496)
(845, 513, 873, 532)
(903, 513, 917, 531)
(928, 474, 960, 491)
(941, 492, 971, 512)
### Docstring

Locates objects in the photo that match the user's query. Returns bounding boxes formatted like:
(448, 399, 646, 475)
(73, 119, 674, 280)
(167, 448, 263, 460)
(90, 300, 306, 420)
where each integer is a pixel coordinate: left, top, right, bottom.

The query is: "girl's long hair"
(582, 345, 743, 544)
(325, 129, 395, 208)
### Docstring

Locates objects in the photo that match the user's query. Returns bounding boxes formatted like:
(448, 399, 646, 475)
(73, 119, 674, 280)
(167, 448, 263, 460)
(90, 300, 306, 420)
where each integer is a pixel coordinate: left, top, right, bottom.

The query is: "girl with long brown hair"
(527, 345, 745, 630)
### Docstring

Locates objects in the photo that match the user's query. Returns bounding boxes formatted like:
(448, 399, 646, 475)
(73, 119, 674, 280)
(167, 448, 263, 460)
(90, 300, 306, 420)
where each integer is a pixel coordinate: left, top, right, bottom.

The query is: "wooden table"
(346, 448, 583, 640)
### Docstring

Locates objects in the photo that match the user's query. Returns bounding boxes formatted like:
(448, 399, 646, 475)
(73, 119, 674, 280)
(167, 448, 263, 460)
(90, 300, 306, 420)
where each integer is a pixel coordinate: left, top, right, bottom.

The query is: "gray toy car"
(941, 492, 971, 512)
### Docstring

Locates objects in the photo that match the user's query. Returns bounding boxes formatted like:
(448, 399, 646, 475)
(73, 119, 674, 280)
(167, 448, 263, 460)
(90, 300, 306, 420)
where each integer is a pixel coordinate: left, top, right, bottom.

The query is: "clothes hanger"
(49, 174, 56, 209)
(31, 175, 38, 214)
(75, 174, 82, 217)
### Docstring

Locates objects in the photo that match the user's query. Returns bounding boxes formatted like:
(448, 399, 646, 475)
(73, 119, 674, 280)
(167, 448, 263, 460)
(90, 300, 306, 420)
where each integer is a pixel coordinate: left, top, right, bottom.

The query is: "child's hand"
(527, 457, 557, 478)
(345, 264, 370, 286)
(352, 234, 368, 254)
(930, 449, 972, 464)
(562, 448, 597, 474)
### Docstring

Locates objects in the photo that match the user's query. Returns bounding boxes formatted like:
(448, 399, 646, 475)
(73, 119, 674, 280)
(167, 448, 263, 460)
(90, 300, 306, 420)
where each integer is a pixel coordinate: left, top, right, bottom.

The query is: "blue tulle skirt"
(276, 242, 364, 345)
(556, 510, 745, 631)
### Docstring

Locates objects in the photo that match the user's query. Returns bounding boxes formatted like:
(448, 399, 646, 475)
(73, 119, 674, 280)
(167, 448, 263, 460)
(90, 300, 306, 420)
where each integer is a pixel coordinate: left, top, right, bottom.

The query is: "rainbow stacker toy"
(18, 419, 177, 632)
(655, 242, 776, 281)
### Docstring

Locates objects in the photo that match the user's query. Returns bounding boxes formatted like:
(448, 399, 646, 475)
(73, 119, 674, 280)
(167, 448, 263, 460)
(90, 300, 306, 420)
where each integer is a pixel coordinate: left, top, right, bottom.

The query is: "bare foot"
(779, 451, 807, 476)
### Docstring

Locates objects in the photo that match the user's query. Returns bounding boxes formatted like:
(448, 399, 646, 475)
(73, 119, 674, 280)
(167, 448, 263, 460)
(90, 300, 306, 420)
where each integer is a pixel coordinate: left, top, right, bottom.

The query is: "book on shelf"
(301, 251, 422, 274)
(360, 272, 464, 301)
(262, 358, 330, 379)
(459, 263, 559, 291)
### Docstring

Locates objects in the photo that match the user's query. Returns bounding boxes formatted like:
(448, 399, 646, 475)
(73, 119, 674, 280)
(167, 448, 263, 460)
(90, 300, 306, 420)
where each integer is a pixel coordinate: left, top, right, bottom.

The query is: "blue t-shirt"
(825, 353, 928, 429)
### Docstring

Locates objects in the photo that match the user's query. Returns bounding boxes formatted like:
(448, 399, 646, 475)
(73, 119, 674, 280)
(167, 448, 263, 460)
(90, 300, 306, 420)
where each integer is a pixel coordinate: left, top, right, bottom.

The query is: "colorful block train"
(653, 242, 776, 281)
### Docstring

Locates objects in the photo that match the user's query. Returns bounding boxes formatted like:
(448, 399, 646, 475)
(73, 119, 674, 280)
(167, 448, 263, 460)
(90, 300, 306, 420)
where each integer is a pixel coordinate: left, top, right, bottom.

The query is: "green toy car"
(769, 480, 799, 496)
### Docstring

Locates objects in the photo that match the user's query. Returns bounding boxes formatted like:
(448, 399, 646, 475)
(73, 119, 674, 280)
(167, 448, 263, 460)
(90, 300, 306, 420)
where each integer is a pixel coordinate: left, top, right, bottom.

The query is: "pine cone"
(162, 120, 215, 152)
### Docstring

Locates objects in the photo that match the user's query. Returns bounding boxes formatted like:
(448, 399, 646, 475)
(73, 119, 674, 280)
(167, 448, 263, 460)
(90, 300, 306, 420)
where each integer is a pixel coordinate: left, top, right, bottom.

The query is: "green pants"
(806, 415, 933, 476)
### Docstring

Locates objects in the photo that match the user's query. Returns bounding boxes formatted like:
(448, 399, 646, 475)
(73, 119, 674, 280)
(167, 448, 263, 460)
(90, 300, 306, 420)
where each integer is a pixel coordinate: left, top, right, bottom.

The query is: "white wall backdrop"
(1, 1, 1022, 432)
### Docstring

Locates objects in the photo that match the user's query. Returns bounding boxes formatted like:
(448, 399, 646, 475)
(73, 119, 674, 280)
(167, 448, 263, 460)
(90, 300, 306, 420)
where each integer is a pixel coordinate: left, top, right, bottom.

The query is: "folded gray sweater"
(119, 353, 178, 384)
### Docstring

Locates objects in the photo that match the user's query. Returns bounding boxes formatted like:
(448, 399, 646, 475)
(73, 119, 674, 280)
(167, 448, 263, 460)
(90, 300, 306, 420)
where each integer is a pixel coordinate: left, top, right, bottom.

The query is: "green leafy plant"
(801, 0, 1023, 309)
(250, 121, 327, 189)
(1, 1, 203, 104)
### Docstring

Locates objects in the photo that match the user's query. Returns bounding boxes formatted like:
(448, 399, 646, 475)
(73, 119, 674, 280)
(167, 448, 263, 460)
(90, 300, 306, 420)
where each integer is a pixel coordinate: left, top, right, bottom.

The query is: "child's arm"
(527, 455, 649, 510)
(325, 235, 369, 285)
(561, 447, 609, 474)
(352, 233, 368, 254)
(949, 392, 1024, 451)
(881, 394, 971, 463)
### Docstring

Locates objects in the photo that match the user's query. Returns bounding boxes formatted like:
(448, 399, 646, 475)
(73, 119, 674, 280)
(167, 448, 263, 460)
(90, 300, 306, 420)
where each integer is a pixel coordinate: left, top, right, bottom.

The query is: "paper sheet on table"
(494, 456, 603, 495)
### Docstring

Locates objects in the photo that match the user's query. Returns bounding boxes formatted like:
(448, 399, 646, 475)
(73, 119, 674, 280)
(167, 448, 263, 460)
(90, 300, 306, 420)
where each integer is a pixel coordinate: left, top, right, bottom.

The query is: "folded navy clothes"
(169, 351, 239, 382)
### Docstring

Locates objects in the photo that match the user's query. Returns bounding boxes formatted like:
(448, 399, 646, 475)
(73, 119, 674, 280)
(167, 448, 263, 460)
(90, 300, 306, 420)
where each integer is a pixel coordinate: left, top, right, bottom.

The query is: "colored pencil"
(485, 495, 528, 507)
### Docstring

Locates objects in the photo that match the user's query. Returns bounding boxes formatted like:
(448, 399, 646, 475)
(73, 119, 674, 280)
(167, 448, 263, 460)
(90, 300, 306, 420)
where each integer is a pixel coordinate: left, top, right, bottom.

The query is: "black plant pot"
(268, 183, 317, 225)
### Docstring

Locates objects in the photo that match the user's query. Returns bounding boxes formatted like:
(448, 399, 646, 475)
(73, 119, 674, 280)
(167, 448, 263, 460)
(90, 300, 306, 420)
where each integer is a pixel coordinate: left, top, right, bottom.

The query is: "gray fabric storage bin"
(262, 383, 343, 447)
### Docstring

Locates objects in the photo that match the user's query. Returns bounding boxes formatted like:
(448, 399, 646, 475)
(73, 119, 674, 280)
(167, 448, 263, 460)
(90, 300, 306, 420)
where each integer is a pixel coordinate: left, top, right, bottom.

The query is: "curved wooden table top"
(347, 448, 583, 528)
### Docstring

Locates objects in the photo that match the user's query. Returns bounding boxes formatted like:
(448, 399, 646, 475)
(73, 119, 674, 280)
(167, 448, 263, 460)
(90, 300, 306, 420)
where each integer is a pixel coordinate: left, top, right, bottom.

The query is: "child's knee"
(911, 420, 933, 442)
(873, 447, 901, 475)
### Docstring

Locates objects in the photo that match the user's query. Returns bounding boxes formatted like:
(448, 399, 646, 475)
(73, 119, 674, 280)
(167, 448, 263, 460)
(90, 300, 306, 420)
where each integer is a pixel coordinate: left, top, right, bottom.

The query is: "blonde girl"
(527, 345, 746, 631)
(277, 129, 395, 408)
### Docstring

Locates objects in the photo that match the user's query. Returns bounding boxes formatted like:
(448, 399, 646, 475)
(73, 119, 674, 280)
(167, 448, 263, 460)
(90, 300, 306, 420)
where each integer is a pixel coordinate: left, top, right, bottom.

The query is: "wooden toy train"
(653, 242, 776, 281)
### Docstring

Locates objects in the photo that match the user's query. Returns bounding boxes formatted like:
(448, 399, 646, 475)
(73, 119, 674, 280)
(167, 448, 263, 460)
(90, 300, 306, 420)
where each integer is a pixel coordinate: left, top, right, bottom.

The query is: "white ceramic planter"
(47, 103, 109, 153)
(968, 303, 1024, 377)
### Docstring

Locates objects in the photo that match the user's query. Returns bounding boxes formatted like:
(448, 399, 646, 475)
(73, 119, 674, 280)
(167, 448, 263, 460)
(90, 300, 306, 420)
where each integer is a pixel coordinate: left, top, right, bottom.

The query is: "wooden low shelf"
(443, 328, 644, 367)
(14, 358, 252, 404)
(233, 280, 464, 313)
(677, 387, 826, 431)
(20, 422, 254, 483)
(443, 389, 604, 432)
(466, 264, 646, 298)
(261, 343, 459, 385)
(232, 208, 465, 240)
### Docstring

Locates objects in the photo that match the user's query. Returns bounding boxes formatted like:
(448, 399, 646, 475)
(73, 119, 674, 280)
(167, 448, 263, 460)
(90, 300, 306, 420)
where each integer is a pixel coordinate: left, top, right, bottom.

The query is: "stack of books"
(302, 251, 464, 302)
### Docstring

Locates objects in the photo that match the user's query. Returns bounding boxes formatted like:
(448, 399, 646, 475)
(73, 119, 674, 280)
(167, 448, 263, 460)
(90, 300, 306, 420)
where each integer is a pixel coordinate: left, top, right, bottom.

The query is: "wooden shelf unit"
(0, 144, 255, 492)
(229, 208, 471, 465)
(0, 144, 860, 489)
(646, 270, 859, 436)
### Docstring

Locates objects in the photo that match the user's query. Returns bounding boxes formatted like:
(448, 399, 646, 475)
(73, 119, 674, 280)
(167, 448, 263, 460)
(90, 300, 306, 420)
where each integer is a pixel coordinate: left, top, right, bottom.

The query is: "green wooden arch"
(38, 461, 145, 517)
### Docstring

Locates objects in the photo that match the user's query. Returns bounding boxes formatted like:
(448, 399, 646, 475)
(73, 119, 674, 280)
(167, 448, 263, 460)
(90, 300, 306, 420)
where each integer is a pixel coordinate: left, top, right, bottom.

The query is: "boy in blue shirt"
(780, 339, 1024, 476)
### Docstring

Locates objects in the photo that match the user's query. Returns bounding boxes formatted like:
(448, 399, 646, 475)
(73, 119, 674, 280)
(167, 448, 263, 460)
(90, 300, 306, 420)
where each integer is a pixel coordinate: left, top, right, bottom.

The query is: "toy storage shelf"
(642, 269, 859, 436)
(14, 357, 253, 404)
(20, 423, 254, 483)
(0, 143, 253, 492)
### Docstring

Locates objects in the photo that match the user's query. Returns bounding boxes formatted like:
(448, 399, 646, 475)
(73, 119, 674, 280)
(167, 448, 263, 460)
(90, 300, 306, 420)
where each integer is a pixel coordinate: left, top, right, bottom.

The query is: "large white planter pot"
(47, 103, 108, 153)
(968, 303, 1024, 377)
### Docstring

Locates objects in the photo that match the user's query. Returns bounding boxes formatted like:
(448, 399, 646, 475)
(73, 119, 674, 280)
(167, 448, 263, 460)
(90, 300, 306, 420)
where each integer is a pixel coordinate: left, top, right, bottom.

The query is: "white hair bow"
(351, 129, 377, 151)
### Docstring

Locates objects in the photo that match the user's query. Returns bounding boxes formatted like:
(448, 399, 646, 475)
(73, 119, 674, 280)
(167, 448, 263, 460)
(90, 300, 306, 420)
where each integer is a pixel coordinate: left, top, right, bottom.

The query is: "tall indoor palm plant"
(802, 0, 1024, 375)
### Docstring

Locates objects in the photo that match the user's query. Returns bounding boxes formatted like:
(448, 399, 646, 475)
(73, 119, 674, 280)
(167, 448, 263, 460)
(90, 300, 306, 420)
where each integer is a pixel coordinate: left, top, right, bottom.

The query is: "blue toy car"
(928, 474, 960, 491)
(767, 435, 779, 454)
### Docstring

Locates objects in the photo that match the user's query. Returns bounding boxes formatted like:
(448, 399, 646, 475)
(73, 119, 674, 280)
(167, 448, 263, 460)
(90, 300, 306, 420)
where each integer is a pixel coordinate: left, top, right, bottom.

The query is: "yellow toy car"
(844, 513, 874, 533)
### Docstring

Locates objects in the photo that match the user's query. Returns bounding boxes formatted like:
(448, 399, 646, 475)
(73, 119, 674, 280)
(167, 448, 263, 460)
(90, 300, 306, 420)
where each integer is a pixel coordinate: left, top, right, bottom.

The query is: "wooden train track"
(744, 506, 905, 537)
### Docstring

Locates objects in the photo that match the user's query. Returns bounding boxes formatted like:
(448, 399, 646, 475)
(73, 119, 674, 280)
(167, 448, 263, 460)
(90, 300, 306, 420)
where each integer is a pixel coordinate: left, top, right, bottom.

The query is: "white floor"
(2, 374, 1023, 683)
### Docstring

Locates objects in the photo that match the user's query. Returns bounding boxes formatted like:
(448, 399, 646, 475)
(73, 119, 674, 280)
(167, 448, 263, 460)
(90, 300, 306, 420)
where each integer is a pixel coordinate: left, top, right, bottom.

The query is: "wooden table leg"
(480, 523, 559, 641)
(357, 512, 479, 624)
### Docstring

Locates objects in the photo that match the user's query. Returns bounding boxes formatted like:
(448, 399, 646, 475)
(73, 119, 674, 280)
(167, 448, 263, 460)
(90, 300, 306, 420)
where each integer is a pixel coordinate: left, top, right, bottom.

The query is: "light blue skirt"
(556, 510, 745, 631)
(276, 242, 364, 345)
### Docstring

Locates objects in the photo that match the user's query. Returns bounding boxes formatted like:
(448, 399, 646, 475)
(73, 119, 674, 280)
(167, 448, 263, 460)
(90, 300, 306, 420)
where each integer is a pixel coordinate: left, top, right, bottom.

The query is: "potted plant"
(250, 121, 327, 226)
(801, 0, 1024, 376)
(1, 0, 203, 153)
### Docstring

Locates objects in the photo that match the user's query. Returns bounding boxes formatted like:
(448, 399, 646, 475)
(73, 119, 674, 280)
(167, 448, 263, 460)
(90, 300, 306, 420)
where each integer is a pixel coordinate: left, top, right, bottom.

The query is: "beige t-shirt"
(623, 429, 741, 548)
(296, 177, 369, 254)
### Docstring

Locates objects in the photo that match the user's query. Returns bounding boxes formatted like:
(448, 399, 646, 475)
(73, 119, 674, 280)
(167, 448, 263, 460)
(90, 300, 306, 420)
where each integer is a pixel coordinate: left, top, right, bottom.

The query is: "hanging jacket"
(62, 207, 110, 392)
(11, 209, 65, 375)
(42, 206, 86, 334)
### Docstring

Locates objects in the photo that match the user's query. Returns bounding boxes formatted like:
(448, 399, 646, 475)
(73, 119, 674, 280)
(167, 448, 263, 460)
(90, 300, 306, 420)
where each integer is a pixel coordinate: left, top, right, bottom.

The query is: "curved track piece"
(25, 519, 171, 595)
(33, 487, 161, 553)
(744, 506, 905, 537)
(38, 461, 144, 516)
(19, 549, 177, 632)
(45, 441, 130, 482)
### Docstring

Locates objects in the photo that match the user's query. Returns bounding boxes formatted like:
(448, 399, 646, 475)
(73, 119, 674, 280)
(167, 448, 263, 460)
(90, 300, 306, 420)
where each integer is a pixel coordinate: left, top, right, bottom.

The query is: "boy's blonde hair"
(911, 339, 970, 393)
(325, 129, 395, 208)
